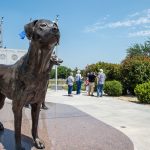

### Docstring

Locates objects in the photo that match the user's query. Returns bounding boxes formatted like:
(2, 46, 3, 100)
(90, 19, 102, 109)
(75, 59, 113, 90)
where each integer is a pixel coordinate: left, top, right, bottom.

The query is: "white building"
(0, 48, 27, 65)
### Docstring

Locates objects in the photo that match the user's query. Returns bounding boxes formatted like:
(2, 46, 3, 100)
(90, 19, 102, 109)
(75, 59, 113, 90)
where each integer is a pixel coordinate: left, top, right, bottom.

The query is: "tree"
(127, 40, 150, 57)
(127, 44, 143, 57)
(84, 62, 121, 81)
(144, 39, 150, 56)
(120, 55, 150, 94)
(49, 66, 72, 79)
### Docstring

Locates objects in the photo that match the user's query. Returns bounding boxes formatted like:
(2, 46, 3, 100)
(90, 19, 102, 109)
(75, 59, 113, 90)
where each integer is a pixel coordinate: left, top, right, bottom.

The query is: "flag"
(19, 31, 26, 39)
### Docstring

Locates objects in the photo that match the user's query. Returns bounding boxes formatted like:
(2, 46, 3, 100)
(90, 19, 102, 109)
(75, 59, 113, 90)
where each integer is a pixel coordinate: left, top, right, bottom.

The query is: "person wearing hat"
(75, 70, 82, 94)
(66, 72, 74, 96)
(97, 69, 106, 97)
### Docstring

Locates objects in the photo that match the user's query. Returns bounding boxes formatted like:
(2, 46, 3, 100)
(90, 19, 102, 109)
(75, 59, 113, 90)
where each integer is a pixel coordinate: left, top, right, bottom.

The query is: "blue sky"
(1, 0, 150, 69)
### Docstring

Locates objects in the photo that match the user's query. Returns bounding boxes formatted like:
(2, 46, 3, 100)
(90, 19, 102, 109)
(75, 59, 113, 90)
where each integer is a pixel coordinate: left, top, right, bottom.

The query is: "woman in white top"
(75, 70, 82, 94)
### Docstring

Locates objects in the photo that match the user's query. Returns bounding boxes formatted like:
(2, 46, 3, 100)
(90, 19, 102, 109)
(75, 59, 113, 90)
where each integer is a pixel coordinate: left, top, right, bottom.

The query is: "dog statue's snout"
(52, 23, 59, 33)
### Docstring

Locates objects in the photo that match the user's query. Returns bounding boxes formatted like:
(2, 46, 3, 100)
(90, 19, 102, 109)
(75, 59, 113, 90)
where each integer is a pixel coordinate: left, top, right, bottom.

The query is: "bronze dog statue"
(0, 19, 60, 149)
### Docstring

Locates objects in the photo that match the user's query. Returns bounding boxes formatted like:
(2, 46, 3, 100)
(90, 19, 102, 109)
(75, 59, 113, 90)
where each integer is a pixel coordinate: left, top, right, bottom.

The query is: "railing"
(48, 79, 67, 90)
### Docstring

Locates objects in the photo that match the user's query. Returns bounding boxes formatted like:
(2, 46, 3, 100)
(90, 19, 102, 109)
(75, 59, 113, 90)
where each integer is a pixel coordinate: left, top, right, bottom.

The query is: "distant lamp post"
(54, 15, 59, 91)
(55, 46, 58, 91)
(0, 17, 4, 48)
(66, 69, 68, 78)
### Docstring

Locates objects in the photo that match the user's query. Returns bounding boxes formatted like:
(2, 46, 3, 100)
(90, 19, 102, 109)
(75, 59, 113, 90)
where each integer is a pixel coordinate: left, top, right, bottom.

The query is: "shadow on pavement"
(0, 129, 33, 150)
(0, 101, 134, 150)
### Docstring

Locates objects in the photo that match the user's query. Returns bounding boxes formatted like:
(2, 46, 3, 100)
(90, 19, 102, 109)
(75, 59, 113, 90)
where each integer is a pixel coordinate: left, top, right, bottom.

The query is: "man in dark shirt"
(88, 72, 96, 96)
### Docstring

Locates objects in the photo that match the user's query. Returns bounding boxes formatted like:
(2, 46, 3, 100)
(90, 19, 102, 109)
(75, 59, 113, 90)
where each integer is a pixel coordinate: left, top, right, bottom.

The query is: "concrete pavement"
(0, 89, 149, 149)
(45, 90, 150, 150)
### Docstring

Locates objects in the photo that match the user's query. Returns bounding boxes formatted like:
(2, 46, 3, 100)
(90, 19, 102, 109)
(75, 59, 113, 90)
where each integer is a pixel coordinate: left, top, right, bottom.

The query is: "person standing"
(75, 70, 82, 95)
(97, 69, 106, 97)
(84, 77, 89, 94)
(66, 72, 74, 96)
(88, 72, 96, 96)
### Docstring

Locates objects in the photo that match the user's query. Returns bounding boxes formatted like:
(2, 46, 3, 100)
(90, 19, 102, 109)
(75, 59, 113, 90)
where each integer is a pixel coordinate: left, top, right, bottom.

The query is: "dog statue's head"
(24, 19, 60, 48)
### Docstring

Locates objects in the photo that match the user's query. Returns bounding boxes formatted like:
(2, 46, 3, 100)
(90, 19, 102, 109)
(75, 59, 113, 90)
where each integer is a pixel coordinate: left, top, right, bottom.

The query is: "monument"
(0, 19, 60, 149)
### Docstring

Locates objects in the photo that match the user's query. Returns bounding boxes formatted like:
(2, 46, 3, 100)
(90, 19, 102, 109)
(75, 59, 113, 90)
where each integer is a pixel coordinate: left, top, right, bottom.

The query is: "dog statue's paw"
(0, 122, 4, 130)
(34, 138, 45, 149)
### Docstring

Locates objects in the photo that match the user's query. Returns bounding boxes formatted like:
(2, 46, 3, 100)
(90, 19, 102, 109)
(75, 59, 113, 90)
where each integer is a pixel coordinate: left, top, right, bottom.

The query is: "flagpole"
(55, 46, 58, 91)
(0, 17, 4, 48)
(54, 15, 59, 92)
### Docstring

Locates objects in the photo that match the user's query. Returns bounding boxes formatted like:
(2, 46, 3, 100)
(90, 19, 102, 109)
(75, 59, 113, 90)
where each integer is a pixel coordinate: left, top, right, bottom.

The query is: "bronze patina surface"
(0, 19, 60, 149)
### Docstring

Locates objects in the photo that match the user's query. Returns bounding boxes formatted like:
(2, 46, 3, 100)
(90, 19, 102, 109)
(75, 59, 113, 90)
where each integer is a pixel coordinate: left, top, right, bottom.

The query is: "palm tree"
(127, 43, 143, 57)
(127, 39, 150, 57)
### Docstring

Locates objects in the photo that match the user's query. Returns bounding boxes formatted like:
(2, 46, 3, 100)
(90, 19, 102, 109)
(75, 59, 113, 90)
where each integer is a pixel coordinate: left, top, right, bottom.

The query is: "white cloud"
(144, 25, 150, 28)
(84, 15, 110, 33)
(128, 30, 150, 37)
(108, 20, 135, 28)
(84, 22, 105, 32)
(108, 16, 150, 28)
(128, 12, 140, 18)
(128, 9, 150, 18)
(84, 8, 150, 34)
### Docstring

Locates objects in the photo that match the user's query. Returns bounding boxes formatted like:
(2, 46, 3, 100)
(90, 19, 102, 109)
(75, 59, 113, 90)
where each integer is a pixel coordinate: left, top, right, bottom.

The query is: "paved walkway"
(45, 90, 150, 150)
(0, 90, 149, 150)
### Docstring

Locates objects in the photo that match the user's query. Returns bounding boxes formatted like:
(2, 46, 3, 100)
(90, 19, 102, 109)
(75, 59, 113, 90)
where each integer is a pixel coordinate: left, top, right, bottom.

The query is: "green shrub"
(81, 84, 86, 91)
(72, 82, 85, 91)
(84, 62, 121, 81)
(121, 56, 150, 94)
(63, 85, 68, 90)
(134, 81, 150, 103)
(73, 82, 77, 91)
(104, 80, 123, 96)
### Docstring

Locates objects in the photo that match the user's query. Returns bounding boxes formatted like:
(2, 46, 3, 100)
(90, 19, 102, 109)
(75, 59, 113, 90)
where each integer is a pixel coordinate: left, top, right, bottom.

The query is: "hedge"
(104, 80, 123, 96)
(134, 81, 150, 103)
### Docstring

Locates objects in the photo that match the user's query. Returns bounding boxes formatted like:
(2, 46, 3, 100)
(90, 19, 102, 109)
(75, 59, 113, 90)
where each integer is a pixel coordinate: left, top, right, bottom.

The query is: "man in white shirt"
(97, 69, 106, 97)
(66, 72, 74, 96)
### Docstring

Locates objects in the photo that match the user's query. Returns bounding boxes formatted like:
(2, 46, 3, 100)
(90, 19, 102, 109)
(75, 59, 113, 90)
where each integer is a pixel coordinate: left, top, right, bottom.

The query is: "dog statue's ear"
(24, 20, 38, 40)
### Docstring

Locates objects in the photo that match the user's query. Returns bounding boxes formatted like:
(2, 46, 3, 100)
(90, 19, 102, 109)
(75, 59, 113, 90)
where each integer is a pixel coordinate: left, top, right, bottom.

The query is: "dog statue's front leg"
(31, 103, 45, 149)
(12, 101, 25, 150)
(0, 122, 4, 130)
(0, 92, 6, 130)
